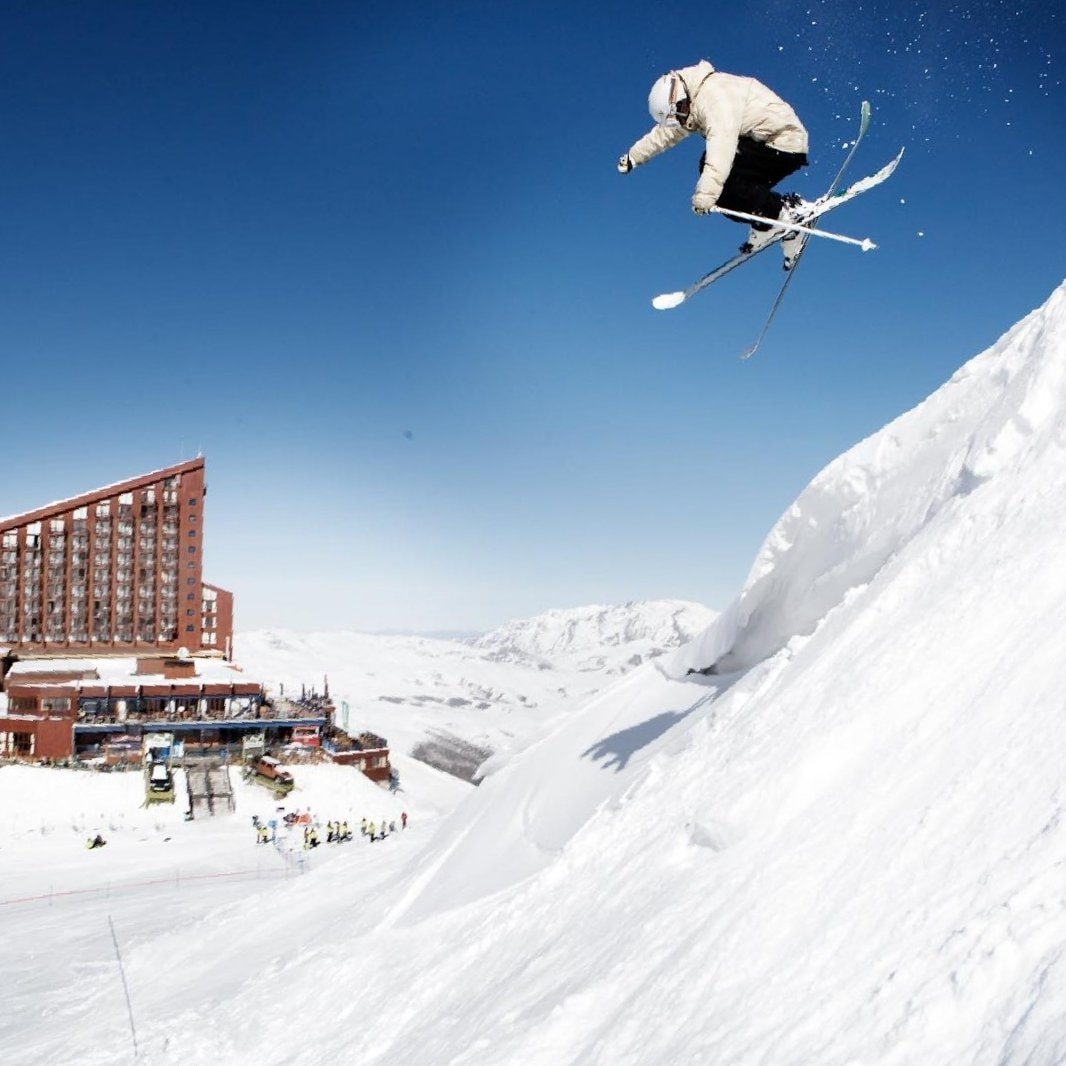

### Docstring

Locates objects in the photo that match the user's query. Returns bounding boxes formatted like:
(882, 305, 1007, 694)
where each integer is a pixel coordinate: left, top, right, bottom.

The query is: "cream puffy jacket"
(626, 60, 808, 213)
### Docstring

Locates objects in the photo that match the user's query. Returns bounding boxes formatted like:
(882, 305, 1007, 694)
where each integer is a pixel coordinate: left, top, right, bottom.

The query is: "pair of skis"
(652, 101, 904, 360)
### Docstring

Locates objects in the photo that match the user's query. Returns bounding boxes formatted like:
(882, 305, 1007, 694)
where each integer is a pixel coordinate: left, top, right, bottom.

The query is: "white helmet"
(648, 72, 684, 126)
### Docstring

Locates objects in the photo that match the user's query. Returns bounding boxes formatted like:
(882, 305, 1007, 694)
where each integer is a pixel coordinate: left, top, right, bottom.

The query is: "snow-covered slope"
(668, 282, 1066, 678)
(245, 279, 1066, 1063)
(8, 283, 1066, 1065)
(353, 280, 1066, 1062)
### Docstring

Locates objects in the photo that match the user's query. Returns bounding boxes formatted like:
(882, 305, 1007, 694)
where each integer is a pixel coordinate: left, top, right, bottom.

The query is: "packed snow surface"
(4, 281, 1066, 1064)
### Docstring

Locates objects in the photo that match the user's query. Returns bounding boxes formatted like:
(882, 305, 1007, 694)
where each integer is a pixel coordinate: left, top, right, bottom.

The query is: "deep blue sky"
(1, 0, 1062, 631)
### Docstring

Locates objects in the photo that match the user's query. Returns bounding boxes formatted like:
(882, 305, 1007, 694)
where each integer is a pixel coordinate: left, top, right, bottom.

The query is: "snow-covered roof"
(6, 655, 256, 686)
(8, 658, 107, 675)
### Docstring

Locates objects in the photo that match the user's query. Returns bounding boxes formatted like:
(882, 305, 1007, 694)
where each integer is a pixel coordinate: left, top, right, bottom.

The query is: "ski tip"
(652, 291, 685, 311)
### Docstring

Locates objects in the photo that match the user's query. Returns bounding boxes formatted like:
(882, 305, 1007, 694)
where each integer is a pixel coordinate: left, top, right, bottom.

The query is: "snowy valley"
(234, 598, 716, 777)
(4, 280, 1066, 1064)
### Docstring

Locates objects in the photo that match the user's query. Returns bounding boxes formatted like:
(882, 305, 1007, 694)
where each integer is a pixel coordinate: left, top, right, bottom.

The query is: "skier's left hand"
(692, 192, 717, 214)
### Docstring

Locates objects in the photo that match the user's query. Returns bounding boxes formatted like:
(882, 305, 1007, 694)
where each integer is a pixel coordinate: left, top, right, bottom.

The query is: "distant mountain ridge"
(473, 599, 716, 666)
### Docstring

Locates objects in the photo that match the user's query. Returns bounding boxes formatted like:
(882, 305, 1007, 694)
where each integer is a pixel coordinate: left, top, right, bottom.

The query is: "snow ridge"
(669, 281, 1066, 677)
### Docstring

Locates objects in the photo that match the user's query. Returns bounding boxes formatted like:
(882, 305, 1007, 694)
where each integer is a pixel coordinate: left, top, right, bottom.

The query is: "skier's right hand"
(617, 154, 633, 175)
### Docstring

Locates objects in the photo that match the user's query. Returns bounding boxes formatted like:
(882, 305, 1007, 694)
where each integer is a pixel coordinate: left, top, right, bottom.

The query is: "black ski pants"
(708, 136, 808, 227)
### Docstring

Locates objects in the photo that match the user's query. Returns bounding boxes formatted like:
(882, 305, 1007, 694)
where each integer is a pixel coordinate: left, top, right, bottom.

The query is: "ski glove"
(617, 154, 633, 175)
(692, 191, 718, 214)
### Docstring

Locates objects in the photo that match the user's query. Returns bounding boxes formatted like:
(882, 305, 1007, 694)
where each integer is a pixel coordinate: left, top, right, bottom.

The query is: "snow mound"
(669, 280, 1066, 677)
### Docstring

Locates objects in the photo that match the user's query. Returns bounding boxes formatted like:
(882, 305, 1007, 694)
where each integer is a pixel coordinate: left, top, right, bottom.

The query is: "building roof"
(7, 655, 256, 687)
(0, 457, 205, 530)
(7, 659, 103, 675)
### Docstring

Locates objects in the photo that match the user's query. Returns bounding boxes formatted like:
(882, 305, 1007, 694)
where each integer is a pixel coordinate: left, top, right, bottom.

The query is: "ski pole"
(711, 207, 877, 251)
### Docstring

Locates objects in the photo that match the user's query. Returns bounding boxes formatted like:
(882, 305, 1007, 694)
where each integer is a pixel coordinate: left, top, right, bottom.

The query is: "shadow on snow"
(580, 711, 690, 771)
(579, 673, 738, 773)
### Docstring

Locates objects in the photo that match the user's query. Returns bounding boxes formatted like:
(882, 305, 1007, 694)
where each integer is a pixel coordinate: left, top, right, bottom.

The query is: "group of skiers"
(303, 820, 356, 847)
(360, 810, 408, 842)
(252, 813, 277, 845)
(252, 810, 409, 847)
(292, 822, 346, 849)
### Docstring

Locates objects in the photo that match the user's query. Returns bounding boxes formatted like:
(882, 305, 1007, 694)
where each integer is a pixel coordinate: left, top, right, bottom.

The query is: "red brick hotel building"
(0, 458, 232, 657)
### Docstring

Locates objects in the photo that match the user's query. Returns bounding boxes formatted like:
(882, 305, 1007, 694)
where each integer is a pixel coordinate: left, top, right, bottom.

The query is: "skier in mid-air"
(617, 60, 812, 267)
